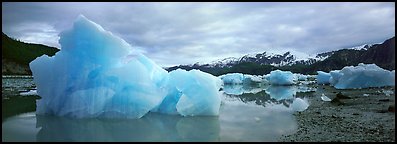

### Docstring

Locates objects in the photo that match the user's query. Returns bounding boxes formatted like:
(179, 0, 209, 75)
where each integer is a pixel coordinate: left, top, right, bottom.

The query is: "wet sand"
(280, 85, 395, 142)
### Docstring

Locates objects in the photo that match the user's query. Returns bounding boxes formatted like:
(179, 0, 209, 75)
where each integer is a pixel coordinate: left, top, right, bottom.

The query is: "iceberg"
(329, 63, 395, 89)
(219, 73, 245, 84)
(268, 70, 295, 85)
(219, 73, 264, 85)
(19, 89, 38, 96)
(316, 71, 331, 85)
(290, 98, 309, 112)
(294, 73, 308, 81)
(320, 93, 331, 101)
(243, 74, 263, 83)
(30, 15, 222, 119)
(329, 70, 342, 86)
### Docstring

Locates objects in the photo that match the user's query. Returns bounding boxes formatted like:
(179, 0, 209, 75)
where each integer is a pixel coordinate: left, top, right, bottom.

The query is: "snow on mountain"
(345, 44, 375, 51)
(183, 42, 382, 68)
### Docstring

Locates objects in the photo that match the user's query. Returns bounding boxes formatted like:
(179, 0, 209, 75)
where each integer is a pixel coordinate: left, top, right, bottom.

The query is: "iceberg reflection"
(222, 84, 264, 95)
(36, 113, 220, 142)
(222, 84, 315, 112)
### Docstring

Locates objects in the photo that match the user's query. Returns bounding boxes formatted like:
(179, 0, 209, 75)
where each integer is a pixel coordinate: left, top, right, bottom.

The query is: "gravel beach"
(280, 85, 395, 142)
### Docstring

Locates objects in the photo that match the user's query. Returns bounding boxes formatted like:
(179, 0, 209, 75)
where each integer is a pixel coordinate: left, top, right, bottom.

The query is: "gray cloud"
(2, 2, 395, 67)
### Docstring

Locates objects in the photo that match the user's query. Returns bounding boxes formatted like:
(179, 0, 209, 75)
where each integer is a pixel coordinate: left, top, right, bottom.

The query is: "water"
(2, 77, 316, 142)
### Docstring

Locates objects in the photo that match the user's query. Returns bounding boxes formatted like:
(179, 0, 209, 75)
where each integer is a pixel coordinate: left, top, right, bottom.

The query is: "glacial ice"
(329, 70, 342, 86)
(316, 71, 331, 85)
(219, 73, 263, 85)
(268, 70, 295, 85)
(329, 63, 395, 89)
(152, 69, 222, 116)
(243, 74, 263, 83)
(320, 93, 331, 101)
(30, 15, 222, 119)
(294, 73, 308, 81)
(290, 98, 309, 112)
(19, 89, 38, 96)
(219, 73, 245, 84)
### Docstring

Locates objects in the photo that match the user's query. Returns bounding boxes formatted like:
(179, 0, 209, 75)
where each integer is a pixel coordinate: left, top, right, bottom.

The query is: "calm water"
(2, 78, 316, 142)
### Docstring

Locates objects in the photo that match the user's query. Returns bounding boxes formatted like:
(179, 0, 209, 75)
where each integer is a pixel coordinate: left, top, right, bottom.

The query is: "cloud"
(2, 2, 395, 67)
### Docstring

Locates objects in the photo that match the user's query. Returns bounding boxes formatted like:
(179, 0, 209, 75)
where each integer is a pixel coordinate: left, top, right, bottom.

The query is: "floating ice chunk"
(269, 70, 295, 85)
(243, 74, 263, 83)
(329, 70, 342, 86)
(219, 73, 244, 84)
(331, 63, 395, 89)
(19, 89, 38, 96)
(296, 85, 316, 93)
(294, 73, 308, 81)
(320, 94, 331, 101)
(262, 74, 270, 83)
(30, 15, 222, 119)
(219, 73, 263, 85)
(290, 98, 309, 112)
(156, 69, 222, 116)
(316, 71, 331, 85)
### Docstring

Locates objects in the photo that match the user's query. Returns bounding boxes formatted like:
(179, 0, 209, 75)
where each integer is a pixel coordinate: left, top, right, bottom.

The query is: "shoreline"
(280, 85, 395, 142)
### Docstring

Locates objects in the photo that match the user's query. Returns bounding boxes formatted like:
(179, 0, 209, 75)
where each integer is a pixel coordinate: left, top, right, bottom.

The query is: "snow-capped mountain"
(166, 36, 394, 76)
(200, 51, 333, 68)
(345, 44, 376, 51)
(197, 43, 380, 68)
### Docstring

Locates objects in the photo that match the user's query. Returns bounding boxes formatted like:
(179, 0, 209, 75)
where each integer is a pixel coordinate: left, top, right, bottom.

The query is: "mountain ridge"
(2, 32, 60, 75)
(166, 36, 395, 76)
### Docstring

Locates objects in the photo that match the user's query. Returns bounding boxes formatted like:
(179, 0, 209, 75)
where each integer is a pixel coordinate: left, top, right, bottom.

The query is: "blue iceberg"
(30, 15, 222, 119)
(316, 71, 331, 85)
(329, 63, 395, 89)
(219, 73, 263, 85)
(268, 70, 295, 85)
(219, 73, 245, 84)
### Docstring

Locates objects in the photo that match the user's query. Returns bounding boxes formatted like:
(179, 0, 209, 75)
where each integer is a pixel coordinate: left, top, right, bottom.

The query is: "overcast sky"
(2, 2, 395, 67)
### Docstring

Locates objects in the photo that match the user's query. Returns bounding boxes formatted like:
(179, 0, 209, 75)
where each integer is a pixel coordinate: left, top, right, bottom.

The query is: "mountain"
(166, 36, 395, 75)
(2, 32, 60, 75)
(306, 37, 395, 73)
(197, 51, 332, 68)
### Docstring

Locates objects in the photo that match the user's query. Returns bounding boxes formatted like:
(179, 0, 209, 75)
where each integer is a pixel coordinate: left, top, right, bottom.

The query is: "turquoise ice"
(30, 15, 222, 119)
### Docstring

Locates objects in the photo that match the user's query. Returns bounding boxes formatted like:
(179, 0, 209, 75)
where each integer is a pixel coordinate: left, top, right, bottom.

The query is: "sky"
(2, 2, 395, 67)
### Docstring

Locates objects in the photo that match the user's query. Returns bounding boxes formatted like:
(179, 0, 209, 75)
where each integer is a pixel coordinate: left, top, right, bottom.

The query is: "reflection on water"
(3, 112, 220, 142)
(3, 101, 300, 142)
(266, 85, 297, 101)
(219, 96, 298, 141)
(36, 113, 220, 142)
(3, 81, 317, 142)
(223, 84, 316, 109)
(223, 84, 264, 95)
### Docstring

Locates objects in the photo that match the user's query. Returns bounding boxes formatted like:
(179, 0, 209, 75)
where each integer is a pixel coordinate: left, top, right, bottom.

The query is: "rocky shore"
(280, 85, 395, 142)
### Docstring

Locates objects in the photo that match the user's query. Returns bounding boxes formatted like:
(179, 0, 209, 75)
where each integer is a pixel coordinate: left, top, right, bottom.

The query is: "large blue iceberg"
(30, 15, 222, 119)
(316, 71, 331, 85)
(219, 73, 263, 85)
(329, 63, 395, 89)
(268, 70, 294, 85)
